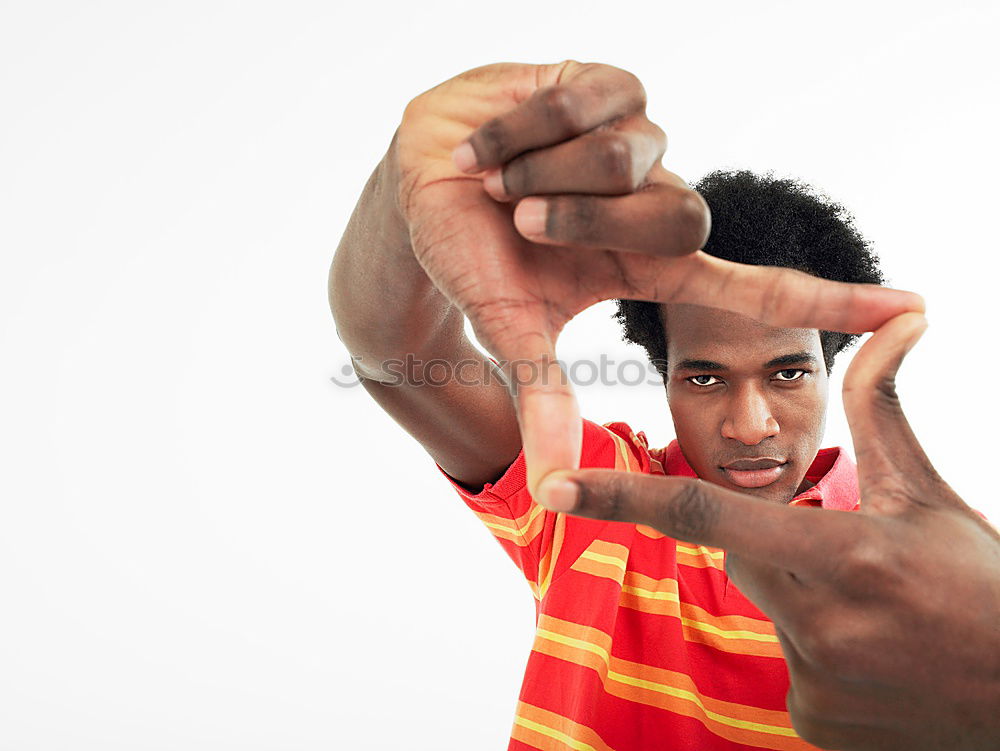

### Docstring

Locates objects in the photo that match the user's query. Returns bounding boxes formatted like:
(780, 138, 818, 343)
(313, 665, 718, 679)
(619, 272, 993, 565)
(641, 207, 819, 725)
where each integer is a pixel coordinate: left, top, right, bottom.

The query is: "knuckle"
(475, 117, 512, 163)
(799, 625, 845, 673)
(843, 538, 884, 578)
(549, 195, 599, 244)
(797, 605, 875, 675)
(651, 121, 668, 153)
(673, 189, 711, 252)
(655, 479, 718, 542)
(538, 86, 584, 134)
(598, 135, 638, 191)
(805, 610, 880, 682)
(843, 535, 889, 577)
(621, 69, 647, 108)
(579, 472, 629, 522)
(839, 533, 898, 585)
(603, 474, 631, 522)
(597, 65, 646, 110)
(503, 156, 530, 197)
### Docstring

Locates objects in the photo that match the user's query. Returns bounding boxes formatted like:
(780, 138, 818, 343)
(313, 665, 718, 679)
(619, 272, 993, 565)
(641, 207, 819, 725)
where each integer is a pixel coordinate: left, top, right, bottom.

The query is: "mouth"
(720, 459, 787, 489)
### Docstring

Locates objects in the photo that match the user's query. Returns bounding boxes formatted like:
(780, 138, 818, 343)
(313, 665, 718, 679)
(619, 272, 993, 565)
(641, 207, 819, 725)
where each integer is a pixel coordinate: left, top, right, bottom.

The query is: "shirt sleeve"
(433, 417, 653, 600)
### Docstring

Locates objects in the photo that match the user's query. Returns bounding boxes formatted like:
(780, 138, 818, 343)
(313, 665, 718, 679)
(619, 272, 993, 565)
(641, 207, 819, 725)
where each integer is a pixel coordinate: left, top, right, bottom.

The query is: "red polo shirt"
(435, 418, 860, 750)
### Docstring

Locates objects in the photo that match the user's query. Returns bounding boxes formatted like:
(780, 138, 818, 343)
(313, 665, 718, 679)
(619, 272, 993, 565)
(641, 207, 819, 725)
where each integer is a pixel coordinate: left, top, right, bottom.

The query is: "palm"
(410, 177, 669, 358)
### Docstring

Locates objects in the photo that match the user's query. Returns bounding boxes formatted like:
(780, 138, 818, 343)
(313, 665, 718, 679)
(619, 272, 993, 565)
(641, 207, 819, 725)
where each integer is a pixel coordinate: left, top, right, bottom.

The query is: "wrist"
(330, 135, 459, 358)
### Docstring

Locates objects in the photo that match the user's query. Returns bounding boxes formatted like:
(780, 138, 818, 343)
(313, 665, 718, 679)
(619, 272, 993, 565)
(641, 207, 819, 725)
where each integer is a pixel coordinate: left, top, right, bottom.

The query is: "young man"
(331, 62, 999, 750)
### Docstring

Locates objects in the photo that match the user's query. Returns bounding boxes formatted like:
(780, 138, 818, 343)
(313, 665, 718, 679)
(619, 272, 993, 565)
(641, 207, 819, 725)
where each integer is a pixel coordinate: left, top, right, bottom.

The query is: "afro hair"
(614, 169, 885, 375)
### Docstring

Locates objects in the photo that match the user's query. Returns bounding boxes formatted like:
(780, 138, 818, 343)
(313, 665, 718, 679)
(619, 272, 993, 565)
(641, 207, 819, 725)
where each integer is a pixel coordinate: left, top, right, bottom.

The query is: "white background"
(1, 2, 997, 749)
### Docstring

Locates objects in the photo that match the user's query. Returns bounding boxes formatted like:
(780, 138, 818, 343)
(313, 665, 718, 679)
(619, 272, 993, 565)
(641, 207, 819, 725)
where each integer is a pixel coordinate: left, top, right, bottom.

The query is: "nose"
(721, 384, 779, 445)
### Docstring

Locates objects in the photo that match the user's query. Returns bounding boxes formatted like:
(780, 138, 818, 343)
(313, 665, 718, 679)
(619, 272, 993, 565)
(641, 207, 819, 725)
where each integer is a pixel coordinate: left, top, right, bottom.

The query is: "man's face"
(662, 303, 829, 504)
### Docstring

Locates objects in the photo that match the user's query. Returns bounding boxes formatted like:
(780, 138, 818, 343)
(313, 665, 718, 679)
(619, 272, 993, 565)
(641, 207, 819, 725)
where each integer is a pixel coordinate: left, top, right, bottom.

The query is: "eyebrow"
(763, 352, 819, 369)
(675, 351, 819, 372)
(676, 359, 728, 372)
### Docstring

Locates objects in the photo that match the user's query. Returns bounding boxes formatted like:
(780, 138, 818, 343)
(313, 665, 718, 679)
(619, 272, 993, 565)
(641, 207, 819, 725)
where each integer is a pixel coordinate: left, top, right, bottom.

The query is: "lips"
(721, 458, 787, 488)
(723, 458, 784, 471)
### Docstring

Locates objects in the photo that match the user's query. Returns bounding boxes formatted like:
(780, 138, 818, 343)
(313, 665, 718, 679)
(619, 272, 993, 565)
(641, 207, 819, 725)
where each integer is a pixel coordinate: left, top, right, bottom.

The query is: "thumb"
(499, 347, 583, 499)
(842, 311, 935, 512)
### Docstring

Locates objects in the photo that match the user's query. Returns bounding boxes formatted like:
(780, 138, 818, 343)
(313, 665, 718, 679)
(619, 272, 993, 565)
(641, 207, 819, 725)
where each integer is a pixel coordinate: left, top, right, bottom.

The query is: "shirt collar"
(655, 439, 860, 511)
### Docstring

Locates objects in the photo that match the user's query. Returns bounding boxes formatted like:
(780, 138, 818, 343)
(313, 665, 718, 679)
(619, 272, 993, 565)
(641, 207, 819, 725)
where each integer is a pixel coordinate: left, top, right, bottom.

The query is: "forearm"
(329, 133, 466, 380)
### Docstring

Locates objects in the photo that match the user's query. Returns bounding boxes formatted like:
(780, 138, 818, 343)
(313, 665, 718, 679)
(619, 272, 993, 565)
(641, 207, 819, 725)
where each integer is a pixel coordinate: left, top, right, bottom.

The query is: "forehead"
(662, 303, 821, 366)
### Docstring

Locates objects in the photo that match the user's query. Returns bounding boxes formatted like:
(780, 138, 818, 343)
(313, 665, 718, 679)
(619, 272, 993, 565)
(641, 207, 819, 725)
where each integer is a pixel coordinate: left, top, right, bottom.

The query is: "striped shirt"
(435, 417, 860, 750)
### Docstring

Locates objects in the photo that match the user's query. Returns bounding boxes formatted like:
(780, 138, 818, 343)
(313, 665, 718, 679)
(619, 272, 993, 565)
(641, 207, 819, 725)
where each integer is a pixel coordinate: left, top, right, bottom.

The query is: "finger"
(482, 115, 667, 202)
(842, 312, 954, 514)
(406, 177, 584, 500)
(491, 338, 583, 501)
(453, 62, 647, 173)
(513, 173, 711, 260)
(665, 253, 927, 335)
(632, 252, 925, 335)
(535, 468, 859, 574)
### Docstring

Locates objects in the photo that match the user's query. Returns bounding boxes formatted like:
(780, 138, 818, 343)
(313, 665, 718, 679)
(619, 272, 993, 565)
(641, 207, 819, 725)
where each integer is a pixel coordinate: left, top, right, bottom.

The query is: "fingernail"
(515, 197, 547, 237)
(483, 168, 508, 200)
(537, 477, 579, 512)
(452, 142, 478, 173)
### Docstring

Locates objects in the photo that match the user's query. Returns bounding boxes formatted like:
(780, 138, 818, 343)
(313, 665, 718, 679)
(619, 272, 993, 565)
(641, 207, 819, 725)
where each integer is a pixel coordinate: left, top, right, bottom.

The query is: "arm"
(328, 131, 521, 490)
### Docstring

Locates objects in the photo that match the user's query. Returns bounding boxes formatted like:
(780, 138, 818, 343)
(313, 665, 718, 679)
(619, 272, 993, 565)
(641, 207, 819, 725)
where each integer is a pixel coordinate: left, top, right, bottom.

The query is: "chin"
(758, 485, 798, 504)
(716, 474, 796, 504)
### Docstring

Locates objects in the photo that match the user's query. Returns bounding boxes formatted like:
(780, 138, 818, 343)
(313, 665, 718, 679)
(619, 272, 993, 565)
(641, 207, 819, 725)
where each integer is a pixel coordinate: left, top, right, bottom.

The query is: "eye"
(687, 374, 723, 387)
(773, 369, 807, 381)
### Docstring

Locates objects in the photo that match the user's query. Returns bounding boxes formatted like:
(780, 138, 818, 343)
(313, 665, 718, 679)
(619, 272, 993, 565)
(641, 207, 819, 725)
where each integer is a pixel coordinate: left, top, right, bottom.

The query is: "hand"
(393, 60, 924, 497)
(535, 312, 1000, 750)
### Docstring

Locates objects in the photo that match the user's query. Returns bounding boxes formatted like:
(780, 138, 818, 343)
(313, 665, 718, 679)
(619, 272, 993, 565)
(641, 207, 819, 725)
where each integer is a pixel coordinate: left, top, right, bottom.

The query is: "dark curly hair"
(614, 169, 885, 375)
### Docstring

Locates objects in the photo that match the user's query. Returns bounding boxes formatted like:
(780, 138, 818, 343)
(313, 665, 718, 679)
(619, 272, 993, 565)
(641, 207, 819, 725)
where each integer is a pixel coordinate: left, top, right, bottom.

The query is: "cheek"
(667, 393, 706, 431)
(776, 387, 827, 441)
(667, 395, 717, 456)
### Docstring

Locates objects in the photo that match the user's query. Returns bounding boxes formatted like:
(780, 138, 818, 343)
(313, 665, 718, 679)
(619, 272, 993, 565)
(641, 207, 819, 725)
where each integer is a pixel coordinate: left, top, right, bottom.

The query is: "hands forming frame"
(394, 61, 1000, 750)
